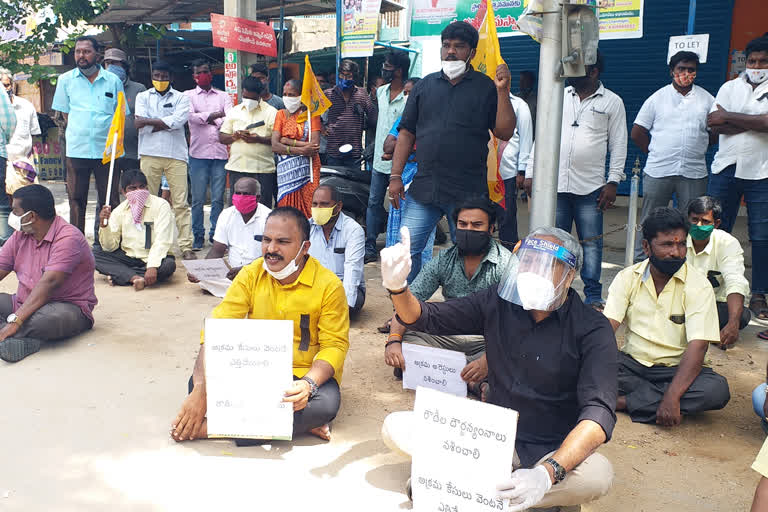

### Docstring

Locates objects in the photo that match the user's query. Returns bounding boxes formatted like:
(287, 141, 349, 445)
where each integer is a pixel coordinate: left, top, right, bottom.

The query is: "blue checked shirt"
(51, 67, 128, 159)
(0, 90, 17, 159)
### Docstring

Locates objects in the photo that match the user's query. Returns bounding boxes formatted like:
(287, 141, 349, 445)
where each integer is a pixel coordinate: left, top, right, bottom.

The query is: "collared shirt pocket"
(669, 314, 686, 325)
(298, 314, 311, 351)
(587, 107, 609, 132)
(100, 92, 118, 114)
(333, 246, 346, 272)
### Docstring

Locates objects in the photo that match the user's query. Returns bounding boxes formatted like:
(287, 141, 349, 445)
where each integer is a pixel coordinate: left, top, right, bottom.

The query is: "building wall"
(498, 0, 735, 195)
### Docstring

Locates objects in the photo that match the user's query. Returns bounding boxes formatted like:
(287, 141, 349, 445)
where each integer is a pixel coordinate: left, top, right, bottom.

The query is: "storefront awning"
(92, 0, 402, 25)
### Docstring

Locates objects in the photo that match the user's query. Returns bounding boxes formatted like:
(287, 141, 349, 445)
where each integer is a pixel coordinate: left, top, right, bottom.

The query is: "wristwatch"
(544, 457, 566, 485)
(6, 313, 23, 326)
(301, 376, 319, 399)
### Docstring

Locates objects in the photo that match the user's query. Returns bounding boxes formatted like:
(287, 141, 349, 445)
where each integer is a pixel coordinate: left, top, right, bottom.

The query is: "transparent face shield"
(497, 237, 578, 311)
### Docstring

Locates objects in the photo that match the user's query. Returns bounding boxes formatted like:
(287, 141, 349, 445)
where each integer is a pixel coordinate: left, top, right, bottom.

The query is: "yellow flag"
(471, 0, 506, 207)
(102, 91, 126, 164)
(298, 55, 332, 123)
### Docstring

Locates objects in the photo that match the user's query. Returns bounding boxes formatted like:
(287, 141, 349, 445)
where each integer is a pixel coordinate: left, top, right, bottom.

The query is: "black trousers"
(66, 157, 120, 234)
(93, 247, 176, 286)
(499, 177, 519, 247)
(228, 171, 276, 208)
(187, 375, 340, 439)
(618, 352, 730, 424)
(716, 301, 751, 330)
(349, 285, 366, 319)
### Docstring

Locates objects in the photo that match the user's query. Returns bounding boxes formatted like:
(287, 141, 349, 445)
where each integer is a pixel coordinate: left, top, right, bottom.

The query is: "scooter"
(319, 143, 374, 222)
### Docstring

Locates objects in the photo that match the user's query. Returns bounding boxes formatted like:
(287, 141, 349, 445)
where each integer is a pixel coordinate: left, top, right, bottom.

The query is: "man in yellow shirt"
(170, 206, 349, 442)
(686, 196, 751, 349)
(93, 169, 176, 290)
(219, 77, 278, 207)
(604, 207, 730, 426)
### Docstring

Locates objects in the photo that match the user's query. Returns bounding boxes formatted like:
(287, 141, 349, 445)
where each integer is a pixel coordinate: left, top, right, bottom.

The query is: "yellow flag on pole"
(471, 0, 506, 207)
(298, 55, 332, 123)
(102, 91, 126, 164)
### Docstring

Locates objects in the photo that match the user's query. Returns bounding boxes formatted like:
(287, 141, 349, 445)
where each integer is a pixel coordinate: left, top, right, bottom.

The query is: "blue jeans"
(708, 164, 768, 294)
(556, 189, 604, 304)
(753, 383, 768, 433)
(400, 198, 457, 283)
(189, 157, 227, 239)
(0, 157, 11, 243)
(366, 169, 390, 253)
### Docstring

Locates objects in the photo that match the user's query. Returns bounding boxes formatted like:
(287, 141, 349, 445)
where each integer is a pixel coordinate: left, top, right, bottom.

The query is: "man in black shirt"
(388, 21, 516, 282)
(379, 225, 616, 510)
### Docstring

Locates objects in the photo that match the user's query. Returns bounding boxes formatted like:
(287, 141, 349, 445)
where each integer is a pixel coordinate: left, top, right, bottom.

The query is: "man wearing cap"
(380, 226, 617, 511)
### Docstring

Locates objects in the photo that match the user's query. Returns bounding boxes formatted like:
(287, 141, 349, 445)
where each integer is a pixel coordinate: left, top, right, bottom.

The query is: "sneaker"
(0, 337, 41, 363)
(364, 251, 378, 264)
(193, 237, 204, 251)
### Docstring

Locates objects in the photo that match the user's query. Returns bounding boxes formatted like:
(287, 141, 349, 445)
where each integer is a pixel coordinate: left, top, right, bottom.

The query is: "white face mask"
(746, 68, 768, 85)
(441, 58, 469, 80)
(283, 96, 302, 113)
(8, 211, 32, 232)
(515, 272, 556, 311)
(263, 242, 307, 281)
(242, 98, 260, 111)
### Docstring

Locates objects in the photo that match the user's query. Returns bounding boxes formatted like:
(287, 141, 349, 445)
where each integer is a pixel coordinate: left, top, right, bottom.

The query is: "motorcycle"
(319, 143, 374, 223)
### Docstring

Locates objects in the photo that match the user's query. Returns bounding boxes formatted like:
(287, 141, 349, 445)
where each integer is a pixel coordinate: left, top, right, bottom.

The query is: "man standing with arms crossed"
(389, 21, 516, 282)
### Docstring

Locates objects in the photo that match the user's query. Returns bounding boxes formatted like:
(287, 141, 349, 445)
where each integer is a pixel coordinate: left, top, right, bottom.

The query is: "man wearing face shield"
(604, 207, 730, 427)
(308, 185, 366, 317)
(380, 226, 617, 511)
(171, 207, 350, 443)
(0, 185, 96, 363)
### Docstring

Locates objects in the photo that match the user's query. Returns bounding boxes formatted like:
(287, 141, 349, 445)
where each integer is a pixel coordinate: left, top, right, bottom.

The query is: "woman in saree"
(271, 79, 321, 218)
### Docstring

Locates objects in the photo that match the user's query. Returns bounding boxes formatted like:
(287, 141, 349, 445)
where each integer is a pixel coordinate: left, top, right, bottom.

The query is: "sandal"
(377, 318, 392, 334)
(750, 295, 768, 320)
(758, 330, 768, 341)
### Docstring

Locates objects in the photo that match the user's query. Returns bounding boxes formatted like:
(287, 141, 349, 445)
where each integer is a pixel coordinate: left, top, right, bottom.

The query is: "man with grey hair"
(378, 226, 617, 511)
(1, 69, 40, 166)
(0, 69, 17, 242)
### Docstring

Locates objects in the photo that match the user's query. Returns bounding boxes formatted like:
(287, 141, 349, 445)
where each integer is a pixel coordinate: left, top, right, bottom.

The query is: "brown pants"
(0, 293, 92, 342)
(66, 157, 121, 234)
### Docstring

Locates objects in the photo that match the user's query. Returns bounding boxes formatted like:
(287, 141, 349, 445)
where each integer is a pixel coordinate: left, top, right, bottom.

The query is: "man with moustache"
(171, 206, 349, 443)
(52, 36, 128, 235)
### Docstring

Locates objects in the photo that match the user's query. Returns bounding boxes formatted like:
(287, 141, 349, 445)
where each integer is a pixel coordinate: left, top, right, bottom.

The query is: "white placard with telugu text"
(412, 387, 518, 512)
(183, 258, 231, 298)
(403, 343, 468, 397)
(205, 318, 294, 440)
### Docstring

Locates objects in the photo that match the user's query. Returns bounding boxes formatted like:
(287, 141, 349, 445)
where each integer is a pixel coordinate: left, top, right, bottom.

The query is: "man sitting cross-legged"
(94, 169, 176, 290)
(383, 198, 511, 398)
(187, 176, 270, 284)
(604, 207, 731, 426)
(0, 185, 97, 362)
(171, 207, 349, 442)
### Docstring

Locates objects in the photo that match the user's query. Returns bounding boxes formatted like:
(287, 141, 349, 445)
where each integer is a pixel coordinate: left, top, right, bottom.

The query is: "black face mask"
(649, 253, 685, 277)
(381, 68, 394, 83)
(455, 229, 491, 256)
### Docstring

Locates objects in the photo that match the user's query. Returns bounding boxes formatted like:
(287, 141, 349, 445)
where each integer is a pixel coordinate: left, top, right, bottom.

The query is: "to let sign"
(668, 34, 709, 64)
(211, 13, 277, 57)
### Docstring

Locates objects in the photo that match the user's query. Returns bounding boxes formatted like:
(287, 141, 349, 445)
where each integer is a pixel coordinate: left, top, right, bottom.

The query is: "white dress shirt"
(135, 87, 190, 163)
(686, 229, 750, 303)
(212, 204, 271, 268)
(526, 82, 628, 195)
(7, 96, 41, 159)
(308, 212, 365, 308)
(499, 94, 533, 180)
(711, 73, 768, 180)
(634, 84, 714, 179)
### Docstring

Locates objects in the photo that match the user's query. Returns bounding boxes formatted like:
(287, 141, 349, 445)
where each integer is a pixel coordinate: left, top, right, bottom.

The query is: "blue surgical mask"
(106, 64, 127, 83)
(338, 78, 355, 90)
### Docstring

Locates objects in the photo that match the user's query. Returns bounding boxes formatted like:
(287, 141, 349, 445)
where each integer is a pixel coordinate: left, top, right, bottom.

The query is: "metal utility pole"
(529, 0, 565, 231)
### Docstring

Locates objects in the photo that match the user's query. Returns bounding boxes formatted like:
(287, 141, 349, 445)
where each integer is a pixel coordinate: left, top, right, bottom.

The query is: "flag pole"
(102, 132, 118, 228)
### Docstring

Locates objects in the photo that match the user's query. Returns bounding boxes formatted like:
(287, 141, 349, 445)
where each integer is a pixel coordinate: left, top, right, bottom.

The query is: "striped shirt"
(323, 86, 377, 159)
(0, 89, 18, 159)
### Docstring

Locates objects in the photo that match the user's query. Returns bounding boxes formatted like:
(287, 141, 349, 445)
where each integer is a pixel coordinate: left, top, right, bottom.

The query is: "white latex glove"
(497, 464, 553, 512)
(380, 226, 412, 291)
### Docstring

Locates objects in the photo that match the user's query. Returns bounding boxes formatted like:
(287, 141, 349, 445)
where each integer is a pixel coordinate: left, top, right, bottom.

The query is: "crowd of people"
(0, 20, 768, 512)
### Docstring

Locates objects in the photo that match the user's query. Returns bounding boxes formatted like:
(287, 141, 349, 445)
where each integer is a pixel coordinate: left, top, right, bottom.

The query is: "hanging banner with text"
(205, 319, 294, 440)
(211, 13, 277, 57)
(598, 0, 644, 40)
(224, 50, 239, 106)
(410, 0, 644, 39)
(341, 0, 384, 57)
(412, 387, 519, 512)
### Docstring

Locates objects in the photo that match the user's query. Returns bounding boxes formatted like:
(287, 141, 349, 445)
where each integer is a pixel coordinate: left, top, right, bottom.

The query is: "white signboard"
(183, 258, 231, 298)
(668, 34, 709, 64)
(403, 344, 468, 398)
(205, 319, 294, 440)
(412, 387, 518, 512)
